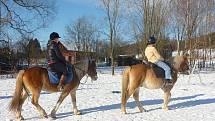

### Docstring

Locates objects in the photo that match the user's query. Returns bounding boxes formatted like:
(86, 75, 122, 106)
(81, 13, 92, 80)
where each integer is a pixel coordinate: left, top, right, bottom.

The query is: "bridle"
(73, 65, 86, 74)
(74, 65, 90, 84)
(72, 58, 96, 84)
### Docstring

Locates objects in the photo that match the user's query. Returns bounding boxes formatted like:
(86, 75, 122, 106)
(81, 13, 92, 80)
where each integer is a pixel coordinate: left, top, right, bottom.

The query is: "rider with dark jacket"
(47, 32, 68, 90)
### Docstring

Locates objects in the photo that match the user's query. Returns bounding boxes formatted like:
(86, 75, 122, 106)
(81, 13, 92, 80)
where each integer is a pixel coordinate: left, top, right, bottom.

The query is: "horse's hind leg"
(133, 88, 146, 112)
(121, 86, 138, 114)
(70, 90, 81, 115)
(163, 91, 171, 110)
(16, 90, 28, 120)
(31, 91, 48, 118)
(50, 90, 70, 118)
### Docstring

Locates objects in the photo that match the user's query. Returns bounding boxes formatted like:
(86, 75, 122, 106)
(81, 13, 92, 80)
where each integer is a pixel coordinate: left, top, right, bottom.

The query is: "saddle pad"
(48, 65, 73, 84)
(150, 62, 172, 78)
(151, 65, 165, 78)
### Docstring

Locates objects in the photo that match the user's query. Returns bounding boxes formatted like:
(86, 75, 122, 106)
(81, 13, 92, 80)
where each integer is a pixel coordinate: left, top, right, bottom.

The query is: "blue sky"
(35, 0, 103, 47)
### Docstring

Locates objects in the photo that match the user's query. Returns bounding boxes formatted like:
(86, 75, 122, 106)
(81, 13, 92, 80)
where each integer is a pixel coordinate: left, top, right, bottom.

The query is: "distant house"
(117, 55, 142, 66)
(118, 43, 142, 59)
(58, 42, 95, 64)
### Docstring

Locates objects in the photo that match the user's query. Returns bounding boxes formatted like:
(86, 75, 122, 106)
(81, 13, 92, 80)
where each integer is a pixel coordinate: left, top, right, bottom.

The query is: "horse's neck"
(74, 60, 88, 80)
(75, 68, 85, 81)
(170, 56, 181, 71)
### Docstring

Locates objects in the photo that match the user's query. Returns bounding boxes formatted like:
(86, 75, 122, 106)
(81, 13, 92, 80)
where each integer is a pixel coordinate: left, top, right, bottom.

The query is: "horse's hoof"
(140, 109, 147, 113)
(40, 115, 48, 119)
(50, 114, 56, 119)
(74, 111, 81, 115)
(121, 111, 127, 114)
(50, 110, 57, 118)
(162, 107, 169, 111)
(17, 116, 24, 120)
(50, 113, 56, 118)
(44, 115, 48, 118)
(41, 112, 48, 119)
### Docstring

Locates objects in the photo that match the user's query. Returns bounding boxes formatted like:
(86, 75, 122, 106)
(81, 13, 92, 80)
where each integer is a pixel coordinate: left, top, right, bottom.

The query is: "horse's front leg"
(163, 91, 171, 111)
(50, 89, 70, 118)
(70, 90, 81, 115)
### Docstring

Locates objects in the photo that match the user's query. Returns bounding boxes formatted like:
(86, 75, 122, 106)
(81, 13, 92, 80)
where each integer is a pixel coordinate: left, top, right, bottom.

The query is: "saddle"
(48, 64, 74, 85)
(148, 61, 173, 78)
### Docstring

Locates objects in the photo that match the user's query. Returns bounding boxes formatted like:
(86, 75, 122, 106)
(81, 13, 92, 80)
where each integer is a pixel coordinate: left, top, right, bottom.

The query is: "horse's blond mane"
(173, 55, 185, 70)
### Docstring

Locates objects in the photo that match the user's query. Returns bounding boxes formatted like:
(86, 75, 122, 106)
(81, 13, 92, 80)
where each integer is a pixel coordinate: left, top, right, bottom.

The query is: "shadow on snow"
(56, 93, 215, 119)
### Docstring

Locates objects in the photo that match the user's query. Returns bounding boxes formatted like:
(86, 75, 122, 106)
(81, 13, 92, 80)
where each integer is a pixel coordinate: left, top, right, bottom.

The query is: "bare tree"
(100, 0, 121, 75)
(15, 35, 43, 67)
(126, 0, 171, 59)
(16, 35, 32, 66)
(65, 16, 100, 53)
(169, 1, 186, 54)
(170, 0, 215, 68)
(0, 0, 55, 39)
(27, 38, 42, 65)
(202, 0, 215, 68)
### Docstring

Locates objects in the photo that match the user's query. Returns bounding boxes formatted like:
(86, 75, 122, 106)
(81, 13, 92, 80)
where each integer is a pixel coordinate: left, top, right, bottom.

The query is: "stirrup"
(165, 79, 173, 86)
(57, 84, 64, 91)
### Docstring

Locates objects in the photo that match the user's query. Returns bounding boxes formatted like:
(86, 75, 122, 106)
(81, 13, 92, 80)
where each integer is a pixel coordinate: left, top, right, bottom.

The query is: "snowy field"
(1, 67, 215, 121)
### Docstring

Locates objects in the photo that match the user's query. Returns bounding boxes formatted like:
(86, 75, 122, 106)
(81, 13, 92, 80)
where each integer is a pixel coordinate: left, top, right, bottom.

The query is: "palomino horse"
(121, 55, 189, 114)
(9, 58, 97, 120)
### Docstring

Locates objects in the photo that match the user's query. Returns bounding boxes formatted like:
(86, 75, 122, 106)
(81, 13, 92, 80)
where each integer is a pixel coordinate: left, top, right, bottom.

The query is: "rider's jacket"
(47, 40, 67, 65)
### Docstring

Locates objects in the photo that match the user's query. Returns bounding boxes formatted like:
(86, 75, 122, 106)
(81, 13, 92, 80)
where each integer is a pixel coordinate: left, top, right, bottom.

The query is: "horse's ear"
(88, 57, 93, 64)
(88, 58, 91, 64)
(90, 58, 95, 63)
(179, 51, 183, 56)
(185, 52, 189, 56)
(184, 54, 189, 61)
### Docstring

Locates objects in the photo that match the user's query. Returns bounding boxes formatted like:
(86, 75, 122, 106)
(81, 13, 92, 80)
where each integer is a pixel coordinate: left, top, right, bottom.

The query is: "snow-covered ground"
(1, 67, 215, 121)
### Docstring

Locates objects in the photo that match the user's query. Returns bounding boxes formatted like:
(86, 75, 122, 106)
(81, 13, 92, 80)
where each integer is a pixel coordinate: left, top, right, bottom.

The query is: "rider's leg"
(155, 61, 173, 84)
(57, 74, 66, 90)
(51, 62, 68, 91)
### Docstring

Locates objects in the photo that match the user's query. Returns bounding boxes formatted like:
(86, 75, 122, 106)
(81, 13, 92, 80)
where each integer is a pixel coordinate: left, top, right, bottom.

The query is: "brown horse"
(9, 58, 97, 120)
(121, 55, 189, 114)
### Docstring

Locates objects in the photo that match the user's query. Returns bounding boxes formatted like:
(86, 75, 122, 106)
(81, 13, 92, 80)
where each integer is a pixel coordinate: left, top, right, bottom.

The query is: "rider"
(144, 36, 173, 85)
(47, 32, 68, 90)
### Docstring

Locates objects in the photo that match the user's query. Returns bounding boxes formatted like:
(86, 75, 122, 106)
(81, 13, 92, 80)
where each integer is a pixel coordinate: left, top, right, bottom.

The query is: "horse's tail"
(9, 70, 25, 112)
(121, 67, 130, 105)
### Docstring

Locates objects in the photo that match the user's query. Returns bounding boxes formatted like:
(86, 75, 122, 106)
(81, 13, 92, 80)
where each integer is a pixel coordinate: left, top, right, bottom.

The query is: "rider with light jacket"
(145, 36, 173, 85)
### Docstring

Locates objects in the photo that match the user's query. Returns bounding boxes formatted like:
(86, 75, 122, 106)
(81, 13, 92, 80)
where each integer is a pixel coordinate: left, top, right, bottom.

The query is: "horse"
(121, 55, 189, 114)
(9, 58, 98, 120)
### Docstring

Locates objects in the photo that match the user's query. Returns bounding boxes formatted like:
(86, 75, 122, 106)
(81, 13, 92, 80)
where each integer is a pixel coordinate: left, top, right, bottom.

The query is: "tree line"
(0, 36, 44, 71)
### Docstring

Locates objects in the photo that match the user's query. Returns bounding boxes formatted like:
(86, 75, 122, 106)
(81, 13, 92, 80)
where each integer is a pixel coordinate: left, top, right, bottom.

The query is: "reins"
(73, 65, 86, 75)
(73, 61, 89, 84)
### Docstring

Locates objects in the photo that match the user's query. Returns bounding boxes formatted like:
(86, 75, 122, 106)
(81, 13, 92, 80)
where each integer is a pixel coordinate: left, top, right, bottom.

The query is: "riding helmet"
(50, 32, 61, 40)
(147, 36, 156, 45)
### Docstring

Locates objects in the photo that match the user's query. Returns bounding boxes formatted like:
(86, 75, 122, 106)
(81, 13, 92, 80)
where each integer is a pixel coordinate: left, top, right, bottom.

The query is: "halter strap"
(73, 65, 90, 84)
(73, 65, 86, 76)
(74, 65, 86, 73)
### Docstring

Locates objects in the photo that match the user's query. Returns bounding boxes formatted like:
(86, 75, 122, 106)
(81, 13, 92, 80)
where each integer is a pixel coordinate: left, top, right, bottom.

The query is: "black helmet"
(147, 36, 156, 45)
(50, 32, 61, 40)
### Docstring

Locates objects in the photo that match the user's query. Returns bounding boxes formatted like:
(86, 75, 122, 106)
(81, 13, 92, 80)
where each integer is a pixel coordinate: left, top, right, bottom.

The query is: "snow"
(1, 67, 215, 121)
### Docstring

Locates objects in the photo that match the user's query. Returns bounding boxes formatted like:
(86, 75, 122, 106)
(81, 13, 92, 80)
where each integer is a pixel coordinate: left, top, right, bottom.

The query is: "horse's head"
(173, 55, 189, 74)
(87, 58, 98, 81)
